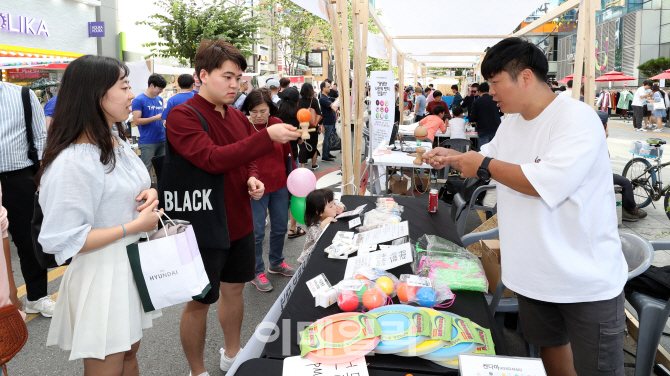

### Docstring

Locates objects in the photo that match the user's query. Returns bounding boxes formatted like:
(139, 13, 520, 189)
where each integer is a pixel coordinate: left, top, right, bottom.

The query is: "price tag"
(407, 275, 432, 288)
(339, 279, 366, 291)
(306, 273, 332, 298)
(349, 217, 362, 229)
(357, 244, 377, 256)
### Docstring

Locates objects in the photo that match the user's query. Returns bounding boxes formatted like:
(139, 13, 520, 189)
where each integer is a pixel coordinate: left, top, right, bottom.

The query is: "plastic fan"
(304, 312, 380, 365)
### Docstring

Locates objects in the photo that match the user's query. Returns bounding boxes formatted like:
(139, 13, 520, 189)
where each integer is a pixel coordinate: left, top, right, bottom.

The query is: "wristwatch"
(477, 157, 493, 180)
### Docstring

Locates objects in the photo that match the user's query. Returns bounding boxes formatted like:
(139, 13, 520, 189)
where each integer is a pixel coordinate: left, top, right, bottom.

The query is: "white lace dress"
(39, 136, 161, 360)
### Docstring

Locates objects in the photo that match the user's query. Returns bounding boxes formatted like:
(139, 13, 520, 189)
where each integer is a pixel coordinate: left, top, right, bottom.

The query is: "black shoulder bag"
(151, 104, 230, 249)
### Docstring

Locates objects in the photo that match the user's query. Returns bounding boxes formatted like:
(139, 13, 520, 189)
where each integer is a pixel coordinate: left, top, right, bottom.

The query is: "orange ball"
(297, 108, 311, 122)
(362, 289, 385, 310)
(397, 283, 418, 303)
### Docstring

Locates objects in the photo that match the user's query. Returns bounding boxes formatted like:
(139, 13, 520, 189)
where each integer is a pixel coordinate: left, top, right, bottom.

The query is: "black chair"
(436, 139, 472, 179)
(449, 177, 496, 237)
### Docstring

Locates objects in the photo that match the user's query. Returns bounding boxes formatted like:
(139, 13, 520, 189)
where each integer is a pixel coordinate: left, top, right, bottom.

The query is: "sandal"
(288, 227, 307, 239)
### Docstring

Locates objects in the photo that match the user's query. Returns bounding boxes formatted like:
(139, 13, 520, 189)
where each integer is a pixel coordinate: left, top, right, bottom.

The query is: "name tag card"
(458, 354, 547, 376)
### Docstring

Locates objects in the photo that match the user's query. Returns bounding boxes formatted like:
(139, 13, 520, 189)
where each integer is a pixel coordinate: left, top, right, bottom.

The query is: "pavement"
(6, 116, 670, 374)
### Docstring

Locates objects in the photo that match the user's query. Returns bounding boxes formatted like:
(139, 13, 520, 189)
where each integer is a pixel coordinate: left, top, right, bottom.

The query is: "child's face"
(321, 200, 338, 219)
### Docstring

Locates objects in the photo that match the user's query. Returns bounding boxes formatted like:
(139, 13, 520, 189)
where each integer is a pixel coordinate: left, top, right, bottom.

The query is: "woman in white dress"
(36, 55, 164, 375)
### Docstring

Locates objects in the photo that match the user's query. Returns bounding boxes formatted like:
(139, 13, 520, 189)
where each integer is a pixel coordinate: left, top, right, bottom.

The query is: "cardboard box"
(465, 214, 498, 257)
(414, 173, 431, 192)
(480, 239, 516, 298)
(389, 175, 409, 194)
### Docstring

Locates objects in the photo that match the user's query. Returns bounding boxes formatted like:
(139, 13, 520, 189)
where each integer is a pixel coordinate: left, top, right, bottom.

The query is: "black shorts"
(195, 231, 256, 305)
(644, 106, 652, 117)
(517, 292, 625, 375)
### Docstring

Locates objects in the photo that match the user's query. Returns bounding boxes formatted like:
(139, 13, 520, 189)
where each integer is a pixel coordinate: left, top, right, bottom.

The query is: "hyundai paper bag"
(127, 224, 211, 312)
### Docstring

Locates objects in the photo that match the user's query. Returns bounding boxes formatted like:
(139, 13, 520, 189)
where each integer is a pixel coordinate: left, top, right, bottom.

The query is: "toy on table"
(397, 274, 454, 308)
(367, 304, 430, 354)
(336, 279, 389, 312)
(297, 108, 316, 140)
(414, 123, 428, 147)
(352, 267, 399, 298)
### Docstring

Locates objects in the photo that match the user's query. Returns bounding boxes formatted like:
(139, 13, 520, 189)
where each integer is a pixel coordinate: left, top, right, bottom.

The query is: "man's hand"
(248, 177, 265, 200)
(153, 114, 163, 122)
(441, 151, 486, 178)
(422, 147, 463, 169)
(267, 123, 302, 143)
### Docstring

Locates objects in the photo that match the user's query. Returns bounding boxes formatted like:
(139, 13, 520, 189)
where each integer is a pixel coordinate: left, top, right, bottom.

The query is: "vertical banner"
(369, 71, 395, 153)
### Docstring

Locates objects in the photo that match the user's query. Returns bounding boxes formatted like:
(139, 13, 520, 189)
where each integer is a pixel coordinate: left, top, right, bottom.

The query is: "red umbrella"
(651, 69, 670, 80)
(595, 70, 636, 82)
(557, 74, 585, 84)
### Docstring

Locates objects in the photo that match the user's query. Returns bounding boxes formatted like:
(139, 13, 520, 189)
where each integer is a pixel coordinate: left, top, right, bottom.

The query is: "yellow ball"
(375, 276, 395, 296)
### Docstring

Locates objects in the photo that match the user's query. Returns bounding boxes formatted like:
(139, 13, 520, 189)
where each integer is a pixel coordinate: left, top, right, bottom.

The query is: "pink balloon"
(287, 168, 317, 197)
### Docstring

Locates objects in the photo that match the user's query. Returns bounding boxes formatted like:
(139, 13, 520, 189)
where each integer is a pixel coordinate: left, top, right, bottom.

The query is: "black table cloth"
(260, 195, 506, 375)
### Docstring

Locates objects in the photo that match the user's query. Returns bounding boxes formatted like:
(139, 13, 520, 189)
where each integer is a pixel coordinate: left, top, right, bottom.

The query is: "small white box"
(315, 287, 338, 308)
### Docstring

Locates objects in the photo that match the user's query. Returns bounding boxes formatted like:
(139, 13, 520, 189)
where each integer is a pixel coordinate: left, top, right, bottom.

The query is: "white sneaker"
(635, 128, 641, 131)
(25, 296, 56, 317)
(220, 347, 243, 372)
(641, 128, 648, 132)
(188, 372, 209, 376)
(654, 129, 662, 133)
(265, 216, 270, 227)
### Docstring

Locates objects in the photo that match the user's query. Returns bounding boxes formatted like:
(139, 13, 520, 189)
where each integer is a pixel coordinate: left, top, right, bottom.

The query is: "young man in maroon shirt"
(166, 39, 300, 376)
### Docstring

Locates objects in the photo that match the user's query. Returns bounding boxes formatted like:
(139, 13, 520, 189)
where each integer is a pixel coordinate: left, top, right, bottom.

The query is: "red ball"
(397, 282, 418, 303)
(337, 290, 360, 312)
(362, 289, 385, 310)
(297, 108, 311, 122)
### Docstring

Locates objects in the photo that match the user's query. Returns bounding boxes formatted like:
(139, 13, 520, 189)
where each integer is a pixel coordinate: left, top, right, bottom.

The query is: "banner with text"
(370, 71, 396, 153)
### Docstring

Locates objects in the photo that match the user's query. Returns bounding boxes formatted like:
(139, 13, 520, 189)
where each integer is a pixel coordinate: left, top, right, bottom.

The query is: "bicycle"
(622, 138, 670, 217)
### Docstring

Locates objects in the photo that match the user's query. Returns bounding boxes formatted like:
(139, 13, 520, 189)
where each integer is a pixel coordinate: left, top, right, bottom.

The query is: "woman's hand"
(320, 217, 337, 228)
(136, 189, 159, 211)
(130, 201, 163, 233)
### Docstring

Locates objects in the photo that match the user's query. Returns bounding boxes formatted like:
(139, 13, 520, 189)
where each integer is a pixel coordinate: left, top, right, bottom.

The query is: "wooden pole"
(336, 0, 353, 195)
(571, 0, 587, 101)
(398, 54, 404, 127)
(351, 0, 366, 193)
(386, 38, 393, 69)
(583, 0, 598, 109)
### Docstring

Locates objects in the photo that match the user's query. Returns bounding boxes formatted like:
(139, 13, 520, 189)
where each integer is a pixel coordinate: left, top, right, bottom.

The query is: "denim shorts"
(517, 291, 625, 375)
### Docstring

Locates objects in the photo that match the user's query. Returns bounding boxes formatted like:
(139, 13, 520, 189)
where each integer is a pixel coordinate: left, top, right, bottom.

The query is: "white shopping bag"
(127, 214, 211, 312)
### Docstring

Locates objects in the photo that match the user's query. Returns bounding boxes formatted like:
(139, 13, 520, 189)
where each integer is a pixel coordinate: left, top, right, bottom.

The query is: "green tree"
(638, 57, 670, 79)
(138, 0, 262, 68)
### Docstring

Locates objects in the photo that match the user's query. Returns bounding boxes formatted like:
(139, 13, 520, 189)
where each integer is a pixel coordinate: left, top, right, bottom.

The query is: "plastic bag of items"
(352, 267, 399, 298)
(358, 198, 404, 233)
(335, 279, 390, 312)
(413, 235, 488, 292)
(396, 274, 455, 308)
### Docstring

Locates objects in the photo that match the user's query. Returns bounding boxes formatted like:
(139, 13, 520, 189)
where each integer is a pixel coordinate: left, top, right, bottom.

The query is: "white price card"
(348, 217, 362, 229)
(336, 204, 368, 219)
(458, 354, 547, 376)
(305, 273, 332, 298)
(407, 275, 432, 288)
(282, 356, 369, 376)
(352, 221, 409, 246)
(357, 244, 377, 256)
(343, 243, 413, 279)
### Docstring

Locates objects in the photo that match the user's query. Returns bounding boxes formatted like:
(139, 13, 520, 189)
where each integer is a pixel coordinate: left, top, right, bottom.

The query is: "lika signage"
(0, 13, 49, 37)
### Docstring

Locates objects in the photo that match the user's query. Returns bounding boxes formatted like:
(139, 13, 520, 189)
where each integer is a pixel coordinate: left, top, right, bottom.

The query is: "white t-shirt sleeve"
(519, 109, 603, 209)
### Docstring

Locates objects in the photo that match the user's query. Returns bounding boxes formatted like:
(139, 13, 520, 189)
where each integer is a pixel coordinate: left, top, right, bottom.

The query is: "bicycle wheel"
(622, 157, 655, 208)
(664, 191, 670, 221)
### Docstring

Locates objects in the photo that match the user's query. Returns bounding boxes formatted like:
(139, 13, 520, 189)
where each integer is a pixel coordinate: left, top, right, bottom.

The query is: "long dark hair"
(36, 55, 129, 184)
(277, 88, 298, 122)
(242, 88, 277, 116)
(300, 84, 315, 100)
(304, 188, 334, 227)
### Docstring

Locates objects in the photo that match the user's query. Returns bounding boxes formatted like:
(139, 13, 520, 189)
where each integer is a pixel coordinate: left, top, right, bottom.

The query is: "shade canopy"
(651, 69, 670, 80)
(372, 0, 550, 67)
(558, 74, 585, 84)
(594, 70, 636, 82)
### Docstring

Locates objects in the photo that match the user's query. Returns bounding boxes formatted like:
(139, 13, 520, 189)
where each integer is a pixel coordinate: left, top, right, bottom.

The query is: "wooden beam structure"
(351, 0, 368, 194)
(398, 54, 404, 127)
(407, 52, 485, 57)
(583, 0, 598, 109)
(512, 0, 580, 37)
(571, 0, 587, 101)
(393, 35, 510, 39)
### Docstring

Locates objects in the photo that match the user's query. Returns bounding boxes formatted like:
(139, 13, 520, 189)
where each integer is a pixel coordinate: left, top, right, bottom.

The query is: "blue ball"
(416, 287, 437, 307)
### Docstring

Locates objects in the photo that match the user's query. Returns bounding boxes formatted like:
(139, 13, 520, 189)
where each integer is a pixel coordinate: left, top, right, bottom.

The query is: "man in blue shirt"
(44, 95, 57, 131)
(319, 80, 338, 161)
(132, 74, 167, 173)
(162, 74, 195, 121)
(450, 84, 462, 110)
(413, 90, 427, 122)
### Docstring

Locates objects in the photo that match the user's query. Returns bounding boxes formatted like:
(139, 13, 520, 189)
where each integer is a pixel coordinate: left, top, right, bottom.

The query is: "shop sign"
(0, 13, 50, 37)
(311, 67, 323, 76)
(88, 22, 105, 37)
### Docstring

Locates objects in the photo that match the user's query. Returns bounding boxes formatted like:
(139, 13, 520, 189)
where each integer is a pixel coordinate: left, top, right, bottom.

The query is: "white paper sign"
(305, 273, 332, 298)
(370, 71, 396, 153)
(282, 356, 369, 376)
(458, 354, 547, 376)
(343, 243, 413, 279)
(353, 221, 409, 246)
(336, 204, 367, 219)
(348, 217, 362, 229)
(357, 244, 377, 256)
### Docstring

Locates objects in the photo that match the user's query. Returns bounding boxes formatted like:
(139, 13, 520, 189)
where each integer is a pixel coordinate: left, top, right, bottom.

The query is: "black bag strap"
(164, 104, 208, 164)
(21, 87, 39, 166)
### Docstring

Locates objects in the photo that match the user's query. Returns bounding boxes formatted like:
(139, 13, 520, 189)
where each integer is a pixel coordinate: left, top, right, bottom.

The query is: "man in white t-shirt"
(425, 38, 626, 376)
(631, 80, 653, 131)
(559, 79, 573, 97)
